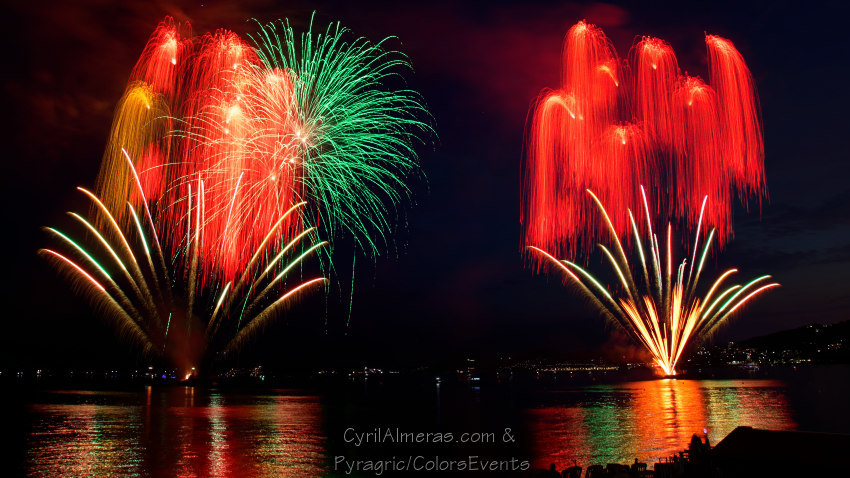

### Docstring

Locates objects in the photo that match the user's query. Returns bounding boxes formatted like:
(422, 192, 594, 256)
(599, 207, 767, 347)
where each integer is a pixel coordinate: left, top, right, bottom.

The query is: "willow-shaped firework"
(531, 188, 778, 376)
(523, 21, 765, 261)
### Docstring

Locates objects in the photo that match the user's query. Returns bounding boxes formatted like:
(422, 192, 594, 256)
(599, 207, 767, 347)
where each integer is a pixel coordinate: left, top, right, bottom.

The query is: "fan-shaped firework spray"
(42, 179, 326, 369)
(531, 189, 778, 375)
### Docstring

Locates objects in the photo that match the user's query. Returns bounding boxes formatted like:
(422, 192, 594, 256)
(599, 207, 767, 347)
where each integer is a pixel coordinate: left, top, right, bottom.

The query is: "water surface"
(14, 367, 850, 476)
(25, 388, 324, 477)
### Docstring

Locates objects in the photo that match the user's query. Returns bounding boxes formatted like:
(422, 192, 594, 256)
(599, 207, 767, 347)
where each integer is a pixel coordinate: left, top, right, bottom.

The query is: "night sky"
(3, 0, 849, 370)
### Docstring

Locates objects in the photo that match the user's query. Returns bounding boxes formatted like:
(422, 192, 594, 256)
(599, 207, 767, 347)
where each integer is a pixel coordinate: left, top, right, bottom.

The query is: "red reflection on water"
(632, 379, 708, 454)
(160, 388, 326, 477)
(527, 379, 795, 470)
(525, 405, 592, 470)
(27, 388, 325, 477)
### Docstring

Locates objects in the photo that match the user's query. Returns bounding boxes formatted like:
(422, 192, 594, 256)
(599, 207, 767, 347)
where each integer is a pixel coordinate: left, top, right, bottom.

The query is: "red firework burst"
(523, 21, 765, 262)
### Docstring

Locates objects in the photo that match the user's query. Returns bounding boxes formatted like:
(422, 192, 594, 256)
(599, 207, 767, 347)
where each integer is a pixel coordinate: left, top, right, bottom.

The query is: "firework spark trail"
(671, 76, 732, 242)
(129, 17, 190, 95)
(634, 37, 678, 147)
(40, 249, 155, 353)
(184, 65, 302, 285)
(523, 21, 765, 262)
(707, 35, 766, 201)
(531, 189, 778, 376)
(95, 84, 172, 223)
